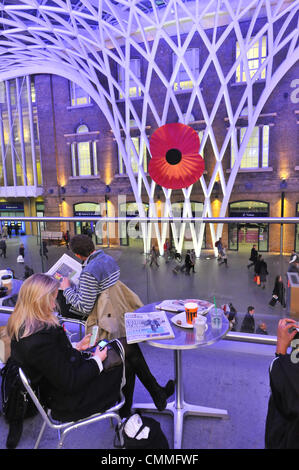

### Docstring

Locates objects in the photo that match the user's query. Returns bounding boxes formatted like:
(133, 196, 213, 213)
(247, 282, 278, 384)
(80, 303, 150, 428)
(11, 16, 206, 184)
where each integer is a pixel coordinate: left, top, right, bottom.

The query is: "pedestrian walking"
(289, 250, 298, 264)
(181, 250, 192, 274)
(269, 275, 286, 308)
(1, 225, 8, 238)
(247, 244, 258, 269)
(23, 265, 34, 279)
(19, 243, 25, 259)
(150, 245, 159, 268)
(40, 239, 49, 260)
(163, 239, 170, 262)
(215, 237, 223, 260)
(254, 254, 262, 284)
(219, 246, 228, 267)
(190, 249, 196, 273)
(222, 303, 238, 331)
(64, 230, 70, 249)
(240, 306, 255, 333)
(0, 237, 7, 258)
(259, 255, 268, 289)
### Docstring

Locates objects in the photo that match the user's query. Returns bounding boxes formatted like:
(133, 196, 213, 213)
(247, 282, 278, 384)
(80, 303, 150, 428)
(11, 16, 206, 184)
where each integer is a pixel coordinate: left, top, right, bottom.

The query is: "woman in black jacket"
(272, 275, 286, 308)
(255, 255, 268, 289)
(7, 274, 174, 425)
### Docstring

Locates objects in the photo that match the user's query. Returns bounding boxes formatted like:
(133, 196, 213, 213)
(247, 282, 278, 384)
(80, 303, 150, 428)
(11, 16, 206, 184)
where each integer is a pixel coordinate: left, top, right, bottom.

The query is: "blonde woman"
(7, 274, 174, 425)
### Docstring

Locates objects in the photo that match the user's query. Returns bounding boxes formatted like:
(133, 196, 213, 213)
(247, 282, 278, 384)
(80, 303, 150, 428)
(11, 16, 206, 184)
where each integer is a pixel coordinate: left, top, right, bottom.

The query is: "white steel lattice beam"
(0, 0, 298, 254)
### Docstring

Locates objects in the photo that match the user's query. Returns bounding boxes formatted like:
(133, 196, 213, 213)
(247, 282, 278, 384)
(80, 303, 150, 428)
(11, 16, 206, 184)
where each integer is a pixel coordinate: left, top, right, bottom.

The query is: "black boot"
(6, 419, 23, 449)
(121, 340, 175, 411)
(149, 380, 175, 411)
(119, 361, 136, 419)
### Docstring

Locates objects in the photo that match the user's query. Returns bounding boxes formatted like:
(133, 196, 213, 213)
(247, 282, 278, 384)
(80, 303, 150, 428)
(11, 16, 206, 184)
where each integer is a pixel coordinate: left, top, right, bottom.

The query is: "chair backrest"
(19, 368, 53, 425)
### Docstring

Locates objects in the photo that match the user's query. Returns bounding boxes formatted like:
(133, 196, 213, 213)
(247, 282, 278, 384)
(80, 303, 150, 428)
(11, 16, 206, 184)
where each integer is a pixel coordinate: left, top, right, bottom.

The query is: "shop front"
(0, 202, 26, 235)
(74, 202, 103, 245)
(228, 201, 269, 252)
(119, 202, 149, 248)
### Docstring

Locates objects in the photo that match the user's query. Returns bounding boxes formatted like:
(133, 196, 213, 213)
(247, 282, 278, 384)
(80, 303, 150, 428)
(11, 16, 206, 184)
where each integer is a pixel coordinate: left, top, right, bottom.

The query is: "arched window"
(71, 124, 98, 177)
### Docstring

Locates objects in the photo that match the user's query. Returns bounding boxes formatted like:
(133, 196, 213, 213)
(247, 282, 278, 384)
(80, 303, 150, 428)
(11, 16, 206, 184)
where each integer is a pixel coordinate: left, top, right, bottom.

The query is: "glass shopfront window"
(228, 201, 269, 252)
(74, 202, 102, 245)
(119, 202, 149, 247)
(36, 202, 45, 234)
(0, 202, 25, 235)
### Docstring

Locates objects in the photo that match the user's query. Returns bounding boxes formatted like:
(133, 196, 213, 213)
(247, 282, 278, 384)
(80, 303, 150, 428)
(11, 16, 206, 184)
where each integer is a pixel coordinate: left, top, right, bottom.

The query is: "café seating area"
(0, 239, 280, 449)
(0, 321, 274, 449)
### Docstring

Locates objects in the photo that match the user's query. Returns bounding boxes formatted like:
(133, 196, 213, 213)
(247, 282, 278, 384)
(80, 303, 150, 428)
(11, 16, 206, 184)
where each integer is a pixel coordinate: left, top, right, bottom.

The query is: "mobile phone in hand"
(97, 339, 109, 350)
(86, 338, 109, 353)
(89, 326, 99, 348)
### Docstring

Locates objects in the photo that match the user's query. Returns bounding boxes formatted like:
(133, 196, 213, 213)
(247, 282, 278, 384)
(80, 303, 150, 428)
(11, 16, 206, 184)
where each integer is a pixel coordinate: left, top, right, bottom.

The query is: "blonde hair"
(7, 273, 60, 340)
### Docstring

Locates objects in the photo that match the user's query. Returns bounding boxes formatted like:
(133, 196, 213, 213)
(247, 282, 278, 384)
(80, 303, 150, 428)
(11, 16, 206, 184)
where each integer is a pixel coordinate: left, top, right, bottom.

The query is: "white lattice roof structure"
(0, 0, 298, 254)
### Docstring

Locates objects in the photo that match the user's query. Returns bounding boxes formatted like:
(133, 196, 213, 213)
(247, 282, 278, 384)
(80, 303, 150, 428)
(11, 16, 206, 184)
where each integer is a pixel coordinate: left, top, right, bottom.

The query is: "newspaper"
(155, 299, 185, 312)
(47, 253, 82, 287)
(155, 298, 214, 315)
(125, 311, 175, 344)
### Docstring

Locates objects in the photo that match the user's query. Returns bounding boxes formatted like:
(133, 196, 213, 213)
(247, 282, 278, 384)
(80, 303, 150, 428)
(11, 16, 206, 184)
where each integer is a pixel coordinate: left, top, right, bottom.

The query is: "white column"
(16, 77, 27, 186)
(26, 75, 37, 187)
(0, 106, 7, 186)
(5, 80, 17, 186)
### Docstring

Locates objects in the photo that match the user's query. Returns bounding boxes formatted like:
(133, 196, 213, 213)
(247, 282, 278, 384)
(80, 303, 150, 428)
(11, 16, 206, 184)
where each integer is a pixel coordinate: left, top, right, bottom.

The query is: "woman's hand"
(60, 277, 71, 290)
(94, 346, 108, 362)
(276, 318, 298, 355)
(76, 334, 92, 351)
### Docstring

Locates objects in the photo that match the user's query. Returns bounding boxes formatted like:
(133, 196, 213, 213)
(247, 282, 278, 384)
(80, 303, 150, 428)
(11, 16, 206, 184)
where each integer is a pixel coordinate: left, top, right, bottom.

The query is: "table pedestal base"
(133, 349, 228, 449)
(133, 400, 228, 450)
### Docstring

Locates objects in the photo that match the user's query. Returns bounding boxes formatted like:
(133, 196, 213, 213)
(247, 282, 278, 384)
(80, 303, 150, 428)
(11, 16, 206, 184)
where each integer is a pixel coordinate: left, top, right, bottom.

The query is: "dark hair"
(229, 303, 237, 314)
(70, 234, 95, 257)
(248, 306, 255, 314)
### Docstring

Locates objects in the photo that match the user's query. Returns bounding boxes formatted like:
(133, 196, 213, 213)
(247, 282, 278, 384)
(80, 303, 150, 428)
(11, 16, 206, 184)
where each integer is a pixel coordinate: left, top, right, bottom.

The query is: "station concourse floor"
(0, 235, 292, 450)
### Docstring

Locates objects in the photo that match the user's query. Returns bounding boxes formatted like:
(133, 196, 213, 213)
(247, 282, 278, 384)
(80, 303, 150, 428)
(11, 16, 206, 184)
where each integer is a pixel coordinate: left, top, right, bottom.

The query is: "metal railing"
(0, 216, 299, 223)
(0, 214, 290, 348)
(0, 303, 278, 347)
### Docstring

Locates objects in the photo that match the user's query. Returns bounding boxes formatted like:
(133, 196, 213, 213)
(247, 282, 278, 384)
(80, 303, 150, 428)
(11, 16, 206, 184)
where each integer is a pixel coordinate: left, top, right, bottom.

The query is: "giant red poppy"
(149, 123, 205, 190)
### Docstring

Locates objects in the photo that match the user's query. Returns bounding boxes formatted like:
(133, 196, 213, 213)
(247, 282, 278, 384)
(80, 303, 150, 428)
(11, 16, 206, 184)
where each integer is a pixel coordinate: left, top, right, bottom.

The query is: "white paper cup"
(1, 275, 12, 292)
(193, 315, 207, 339)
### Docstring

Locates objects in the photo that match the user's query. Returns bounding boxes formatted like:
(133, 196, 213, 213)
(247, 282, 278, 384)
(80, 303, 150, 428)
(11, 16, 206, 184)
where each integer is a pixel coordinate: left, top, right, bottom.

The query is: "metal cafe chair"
(57, 314, 87, 341)
(19, 368, 125, 449)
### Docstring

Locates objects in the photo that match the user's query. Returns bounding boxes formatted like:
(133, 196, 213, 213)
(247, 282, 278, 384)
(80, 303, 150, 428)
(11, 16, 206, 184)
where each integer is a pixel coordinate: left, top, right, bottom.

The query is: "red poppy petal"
(149, 123, 204, 189)
(150, 123, 200, 159)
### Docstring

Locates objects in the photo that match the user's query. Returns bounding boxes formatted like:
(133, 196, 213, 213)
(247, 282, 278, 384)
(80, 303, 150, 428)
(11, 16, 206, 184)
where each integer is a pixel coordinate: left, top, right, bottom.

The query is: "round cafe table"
(0, 279, 22, 309)
(133, 301, 230, 449)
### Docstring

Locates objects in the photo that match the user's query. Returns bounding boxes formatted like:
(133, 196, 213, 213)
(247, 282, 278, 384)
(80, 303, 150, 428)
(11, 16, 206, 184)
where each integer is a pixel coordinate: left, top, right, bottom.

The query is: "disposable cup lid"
(194, 316, 207, 324)
(185, 302, 198, 309)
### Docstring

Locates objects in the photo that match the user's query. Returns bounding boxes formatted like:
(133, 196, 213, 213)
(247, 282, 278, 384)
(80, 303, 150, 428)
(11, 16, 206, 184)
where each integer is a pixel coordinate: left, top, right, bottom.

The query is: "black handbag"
(269, 295, 278, 307)
(102, 339, 124, 372)
(114, 413, 169, 449)
(1, 357, 38, 423)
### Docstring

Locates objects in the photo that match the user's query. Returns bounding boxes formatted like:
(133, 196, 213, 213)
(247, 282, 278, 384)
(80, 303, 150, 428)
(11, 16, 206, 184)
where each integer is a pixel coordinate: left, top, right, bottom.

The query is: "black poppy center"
(165, 148, 182, 165)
